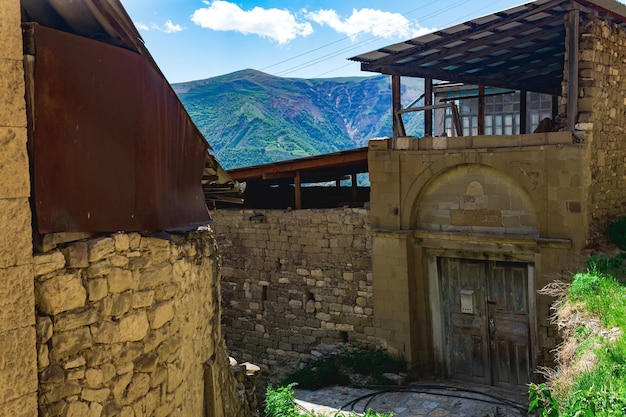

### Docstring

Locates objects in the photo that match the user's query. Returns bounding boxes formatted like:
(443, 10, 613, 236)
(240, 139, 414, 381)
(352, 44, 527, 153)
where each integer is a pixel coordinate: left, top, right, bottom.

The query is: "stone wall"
(35, 230, 254, 417)
(0, 1, 39, 416)
(212, 208, 379, 381)
(578, 16, 626, 241)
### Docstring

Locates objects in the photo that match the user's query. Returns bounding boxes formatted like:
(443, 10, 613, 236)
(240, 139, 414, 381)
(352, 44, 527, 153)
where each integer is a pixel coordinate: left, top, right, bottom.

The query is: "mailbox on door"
(460, 289, 475, 314)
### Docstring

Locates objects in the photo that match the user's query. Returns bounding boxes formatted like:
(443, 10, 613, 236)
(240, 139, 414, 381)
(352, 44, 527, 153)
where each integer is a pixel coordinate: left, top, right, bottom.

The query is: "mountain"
(173, 69, 424, 169)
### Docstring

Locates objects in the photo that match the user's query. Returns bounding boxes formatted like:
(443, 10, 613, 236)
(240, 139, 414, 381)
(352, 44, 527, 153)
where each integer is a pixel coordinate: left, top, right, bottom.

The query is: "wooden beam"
(520, 90, 528, 134)
(376, 62, 562, 96)
(294, 170, 302, 210)
(424, 78, 433, 136)
(392, 75, 405, 137)
(478, 84, 485, 135)
(567, 9, 579, 132)
(398, 103, 463, 136)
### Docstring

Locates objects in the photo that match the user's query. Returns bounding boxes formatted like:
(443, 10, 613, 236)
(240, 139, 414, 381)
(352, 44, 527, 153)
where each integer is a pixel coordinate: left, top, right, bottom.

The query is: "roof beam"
(377, 62, 560, 95)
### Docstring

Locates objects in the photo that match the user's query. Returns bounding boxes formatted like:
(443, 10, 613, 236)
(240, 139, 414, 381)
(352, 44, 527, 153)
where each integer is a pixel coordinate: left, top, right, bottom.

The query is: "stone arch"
(410, 164, 539, 235)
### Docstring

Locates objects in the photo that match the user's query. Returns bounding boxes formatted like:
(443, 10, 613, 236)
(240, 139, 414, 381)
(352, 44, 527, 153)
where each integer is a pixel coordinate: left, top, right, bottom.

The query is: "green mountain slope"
(173, 69, 423, 169)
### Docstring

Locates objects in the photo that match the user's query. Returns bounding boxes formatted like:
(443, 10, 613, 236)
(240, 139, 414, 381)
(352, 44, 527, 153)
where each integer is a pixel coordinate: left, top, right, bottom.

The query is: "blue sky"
(119, 1, 567, 83)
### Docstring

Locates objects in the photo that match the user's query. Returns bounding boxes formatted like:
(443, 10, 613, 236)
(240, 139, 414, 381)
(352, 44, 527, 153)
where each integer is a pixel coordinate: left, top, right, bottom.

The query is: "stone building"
(217, 0, 626, 391)
(349, 0, 626, 388)
(1, 1, 251, 416)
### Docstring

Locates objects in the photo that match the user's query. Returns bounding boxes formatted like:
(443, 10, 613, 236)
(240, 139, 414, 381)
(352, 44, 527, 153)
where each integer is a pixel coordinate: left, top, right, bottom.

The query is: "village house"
(216, 0, 626, 389)
(1, 1, 253, 416)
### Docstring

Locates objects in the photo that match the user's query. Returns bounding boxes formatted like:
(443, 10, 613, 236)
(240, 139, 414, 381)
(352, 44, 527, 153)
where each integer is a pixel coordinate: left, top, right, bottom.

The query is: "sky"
(119, 0, 561, 84)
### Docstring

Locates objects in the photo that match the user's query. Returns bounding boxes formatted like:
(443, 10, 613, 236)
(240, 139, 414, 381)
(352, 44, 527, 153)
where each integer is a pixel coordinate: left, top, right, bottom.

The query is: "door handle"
(489, 318, 495, 346)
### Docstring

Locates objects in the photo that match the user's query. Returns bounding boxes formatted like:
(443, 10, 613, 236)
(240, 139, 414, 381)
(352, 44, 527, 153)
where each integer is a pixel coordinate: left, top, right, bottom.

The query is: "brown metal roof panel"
(31, 24, 210, 233)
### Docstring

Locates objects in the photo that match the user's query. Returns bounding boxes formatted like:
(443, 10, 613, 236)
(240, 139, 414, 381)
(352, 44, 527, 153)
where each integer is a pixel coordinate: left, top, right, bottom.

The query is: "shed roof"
(227, 147, 368, 185)
(350, 0, 626, 94)
(20, 0, 242, 231)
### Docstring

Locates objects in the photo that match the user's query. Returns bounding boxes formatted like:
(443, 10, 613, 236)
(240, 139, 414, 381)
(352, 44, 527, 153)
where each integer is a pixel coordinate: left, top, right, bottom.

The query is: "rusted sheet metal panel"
(31, 25, 210, 233)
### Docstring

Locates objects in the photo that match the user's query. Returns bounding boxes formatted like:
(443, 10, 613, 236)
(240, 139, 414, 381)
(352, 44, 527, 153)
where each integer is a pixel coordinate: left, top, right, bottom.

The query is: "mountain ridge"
(173, 69, 424, 169)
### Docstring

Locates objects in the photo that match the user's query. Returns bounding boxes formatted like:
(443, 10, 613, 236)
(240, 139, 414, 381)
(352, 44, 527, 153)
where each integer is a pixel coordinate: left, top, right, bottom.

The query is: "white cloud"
(136, 20, 184, 33)
(163, 20, 184, 33)
(191, 1, 313, 45)
(307, 8, 432, 41)
(135, 22, 150, 31)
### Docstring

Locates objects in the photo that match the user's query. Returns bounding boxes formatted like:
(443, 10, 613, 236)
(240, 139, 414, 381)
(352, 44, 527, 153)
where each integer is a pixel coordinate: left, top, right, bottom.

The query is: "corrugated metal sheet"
(349, 0, 626, 94)
(30, 24, 210, 233)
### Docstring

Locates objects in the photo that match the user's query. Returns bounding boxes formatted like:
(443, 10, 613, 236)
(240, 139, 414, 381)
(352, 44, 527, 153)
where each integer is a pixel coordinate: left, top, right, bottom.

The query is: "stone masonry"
(35, 230, 254, 417)
(578, 16, 626, 240)
(212, 208, 381, 382)
(0, 1, 38, 416)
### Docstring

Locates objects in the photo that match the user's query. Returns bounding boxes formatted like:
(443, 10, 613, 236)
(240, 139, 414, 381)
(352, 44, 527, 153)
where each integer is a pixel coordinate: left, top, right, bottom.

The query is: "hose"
(337, 384, 529, 415)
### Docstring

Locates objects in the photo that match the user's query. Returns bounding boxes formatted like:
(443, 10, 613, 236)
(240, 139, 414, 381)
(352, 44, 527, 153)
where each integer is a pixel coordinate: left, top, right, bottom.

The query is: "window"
(484, 92, 520, 135)
(527, 92, 553, 132)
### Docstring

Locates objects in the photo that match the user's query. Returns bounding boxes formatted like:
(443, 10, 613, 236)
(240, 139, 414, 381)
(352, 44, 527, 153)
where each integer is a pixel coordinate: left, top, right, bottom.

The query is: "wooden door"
(489, 262, 532, 387)
(439, 258, 531, 387)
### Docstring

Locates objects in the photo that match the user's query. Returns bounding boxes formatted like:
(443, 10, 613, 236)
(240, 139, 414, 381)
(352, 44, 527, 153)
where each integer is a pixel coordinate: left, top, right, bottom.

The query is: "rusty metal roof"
(21, 0, 153, 66)
(21, 0, 241, 233)
(350, 0, 626, 95)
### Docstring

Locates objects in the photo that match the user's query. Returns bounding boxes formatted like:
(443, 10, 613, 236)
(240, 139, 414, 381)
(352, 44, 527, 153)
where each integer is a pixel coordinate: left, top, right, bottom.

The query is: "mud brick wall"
(34, 230, 254, 417)
(212, 208, 381, 382)
(0, 1, 38, 416)
(578, 16, 626, 240)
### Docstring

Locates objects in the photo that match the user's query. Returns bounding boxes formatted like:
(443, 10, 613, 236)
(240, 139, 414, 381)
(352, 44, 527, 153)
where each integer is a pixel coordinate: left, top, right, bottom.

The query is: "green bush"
(281, 348, 406, 390)
(265, 384, 393, 417)
(607, 217, 626, 251)
(265, 383, 300, 417)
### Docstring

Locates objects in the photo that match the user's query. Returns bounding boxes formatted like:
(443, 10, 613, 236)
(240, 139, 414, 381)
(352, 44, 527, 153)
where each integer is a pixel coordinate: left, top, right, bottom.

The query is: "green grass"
(568, 271, 626, 329)
(530, 256, 626, 416)
(280, 348, 406, 390)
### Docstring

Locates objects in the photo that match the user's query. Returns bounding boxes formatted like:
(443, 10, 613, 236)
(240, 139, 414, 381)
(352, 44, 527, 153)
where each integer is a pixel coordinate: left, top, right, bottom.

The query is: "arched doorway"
(414, 164, 539, 388)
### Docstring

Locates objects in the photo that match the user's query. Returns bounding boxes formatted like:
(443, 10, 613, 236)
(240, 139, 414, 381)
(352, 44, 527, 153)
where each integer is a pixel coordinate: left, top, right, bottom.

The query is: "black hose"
(338, 384, 529, 415)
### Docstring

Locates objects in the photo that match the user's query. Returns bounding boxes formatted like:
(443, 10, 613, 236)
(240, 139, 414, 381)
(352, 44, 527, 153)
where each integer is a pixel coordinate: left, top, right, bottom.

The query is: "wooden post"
(351, 173, 358, 202)
(478, 84, 485, 135)
(567, 9, 579, 132)
(392, 75, 405, 137)
(294, 170, 302, 210)
(424, 77, 433, 136)
(520, 90, 527, 134)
